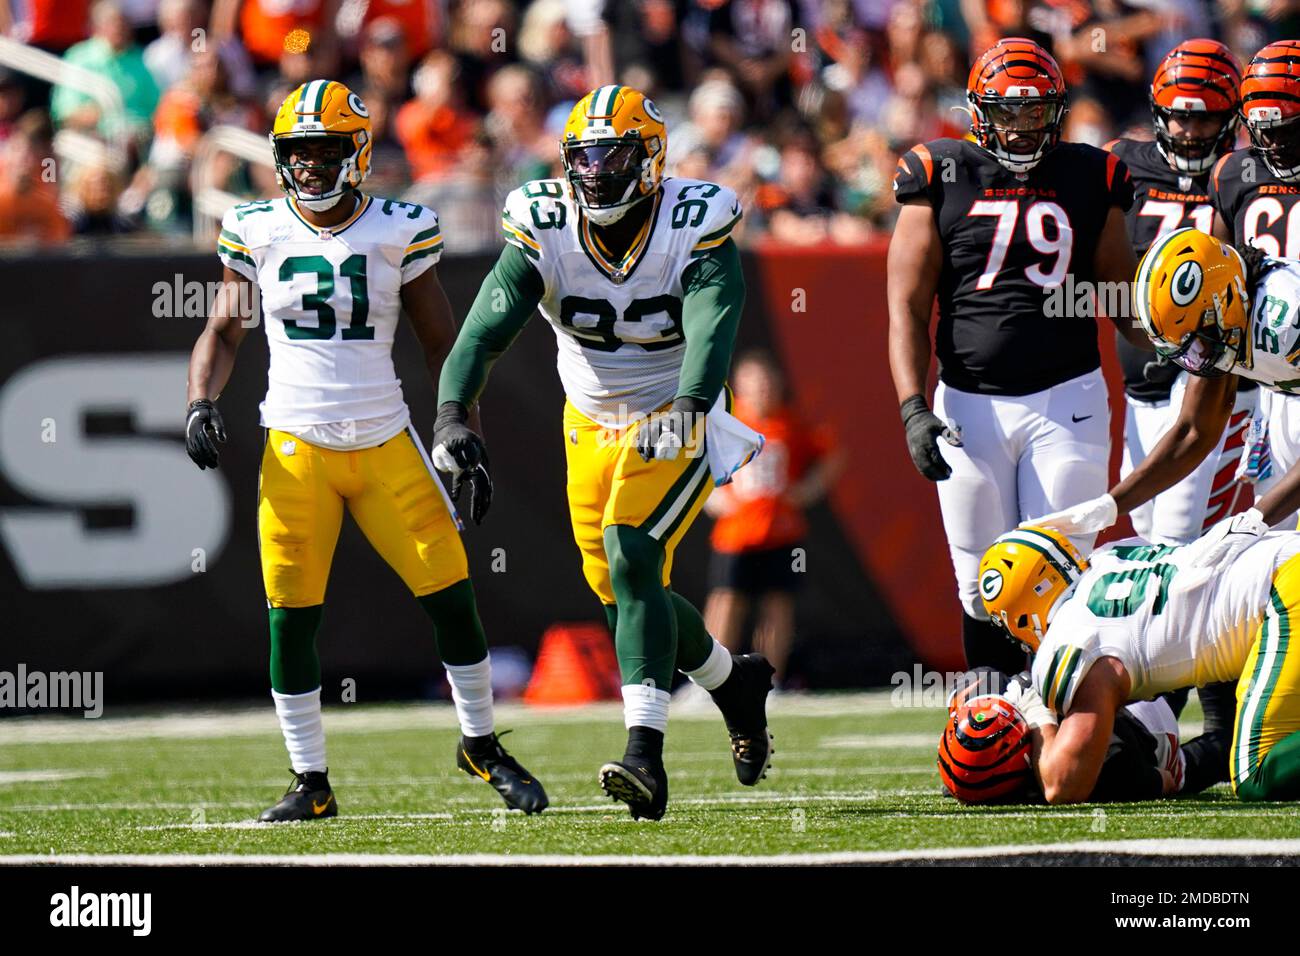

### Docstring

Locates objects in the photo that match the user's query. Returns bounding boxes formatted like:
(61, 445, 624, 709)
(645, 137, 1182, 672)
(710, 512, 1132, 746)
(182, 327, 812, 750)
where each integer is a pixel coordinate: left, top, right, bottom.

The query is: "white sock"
(622, 683, 671, 733)
(446, 658, 495, 738)
(684, 639, 733, 691)
(271, 688, 327, 773)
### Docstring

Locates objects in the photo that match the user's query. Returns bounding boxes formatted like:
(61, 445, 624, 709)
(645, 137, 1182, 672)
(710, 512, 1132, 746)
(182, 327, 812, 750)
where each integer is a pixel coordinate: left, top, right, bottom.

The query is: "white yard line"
(3, 839, 1299, 866)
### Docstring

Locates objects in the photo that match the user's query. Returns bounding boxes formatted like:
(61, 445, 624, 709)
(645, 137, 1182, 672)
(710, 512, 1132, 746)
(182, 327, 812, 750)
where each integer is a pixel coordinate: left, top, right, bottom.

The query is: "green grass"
(0, 692, 1296, 860)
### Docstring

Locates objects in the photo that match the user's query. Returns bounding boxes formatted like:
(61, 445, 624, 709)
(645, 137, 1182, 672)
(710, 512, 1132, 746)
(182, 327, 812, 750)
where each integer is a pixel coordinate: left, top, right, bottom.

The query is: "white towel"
(706, 391, 765, 487)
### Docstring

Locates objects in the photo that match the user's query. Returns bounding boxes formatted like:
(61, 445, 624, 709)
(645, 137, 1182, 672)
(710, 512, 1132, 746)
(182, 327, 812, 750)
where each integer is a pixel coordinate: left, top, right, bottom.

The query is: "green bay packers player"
(980, 525, 1300, 802)
(185, 80, 547, 821)
(435, 86, 772, 820)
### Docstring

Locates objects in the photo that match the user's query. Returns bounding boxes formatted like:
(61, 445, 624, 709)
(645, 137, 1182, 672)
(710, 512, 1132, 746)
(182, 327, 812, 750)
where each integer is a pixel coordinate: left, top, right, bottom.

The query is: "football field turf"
(2, 692, 1298, 865)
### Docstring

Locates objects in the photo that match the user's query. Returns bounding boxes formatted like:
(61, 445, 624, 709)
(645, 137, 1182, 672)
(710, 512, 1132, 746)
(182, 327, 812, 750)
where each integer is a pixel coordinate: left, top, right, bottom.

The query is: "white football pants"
(1253, 387, 1300, 531)
(933, 368, 1110, 620)
(1121, 372, 1258, 545)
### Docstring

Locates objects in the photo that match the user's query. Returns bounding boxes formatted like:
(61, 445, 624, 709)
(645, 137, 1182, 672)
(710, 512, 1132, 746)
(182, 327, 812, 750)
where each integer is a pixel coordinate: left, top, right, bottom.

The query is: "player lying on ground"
(978, 525, 1300, 802)
(888, 37, 1143, 677)
(940, 669, 1196, 803)
(434, 85, 772, 820)
(185, 80, 547, 821)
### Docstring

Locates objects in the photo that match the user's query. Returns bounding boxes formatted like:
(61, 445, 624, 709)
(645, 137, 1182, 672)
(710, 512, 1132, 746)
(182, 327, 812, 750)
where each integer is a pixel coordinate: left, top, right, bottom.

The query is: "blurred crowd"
(0, 0, 1296, 249)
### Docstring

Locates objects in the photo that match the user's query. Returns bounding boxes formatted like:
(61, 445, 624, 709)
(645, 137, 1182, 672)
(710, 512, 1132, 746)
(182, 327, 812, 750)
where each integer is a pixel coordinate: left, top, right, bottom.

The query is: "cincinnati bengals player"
(1108, 41, 1255, 547)
(888, 38, 1142, 675)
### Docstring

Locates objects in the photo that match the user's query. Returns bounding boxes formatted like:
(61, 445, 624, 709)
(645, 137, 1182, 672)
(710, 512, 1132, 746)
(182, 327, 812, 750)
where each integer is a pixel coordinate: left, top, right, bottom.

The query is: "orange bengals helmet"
(1242, 41, 1300, 182)
(1150, 40, 1242, 174)
(938, 696, 1034, 804)
(966, 38, 1067, 174)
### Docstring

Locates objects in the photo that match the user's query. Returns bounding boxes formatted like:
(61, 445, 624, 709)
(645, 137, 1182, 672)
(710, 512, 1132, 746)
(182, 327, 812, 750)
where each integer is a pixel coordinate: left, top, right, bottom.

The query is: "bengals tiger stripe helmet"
(978, 526, 1088, 652)
(1242, 41, 1300, 182)
(938, 696, 1033, 804)
(271, 79, 372, 211)
(967, 38, 1068, 174)
(1150, 40, 1242, 174)
(1135, 226, 1249, 377)
(561, 85, 667, 226)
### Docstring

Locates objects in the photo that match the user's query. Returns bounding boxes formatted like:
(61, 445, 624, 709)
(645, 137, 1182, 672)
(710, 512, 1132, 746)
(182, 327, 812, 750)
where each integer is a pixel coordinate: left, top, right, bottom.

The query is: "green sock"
(269, 605, 323, 694)
(670, 591, 713, 672)
(1237, 728, 1300, 801)
(604, 524, 676, 690)
(418, 578, 489, 666)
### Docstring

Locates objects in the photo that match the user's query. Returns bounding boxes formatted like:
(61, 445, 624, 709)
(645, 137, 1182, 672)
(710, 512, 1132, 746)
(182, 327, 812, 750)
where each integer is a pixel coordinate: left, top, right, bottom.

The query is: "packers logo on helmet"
(1135, 226, 1249, 377)
(561, 85, 667, 226)
(978, 526, 1088, 652)
(271, 79, 372, 211)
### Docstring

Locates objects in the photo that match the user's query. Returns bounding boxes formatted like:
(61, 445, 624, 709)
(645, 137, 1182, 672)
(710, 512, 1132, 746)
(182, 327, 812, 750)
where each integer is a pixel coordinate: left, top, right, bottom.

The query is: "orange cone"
(524, 622, 622, 705)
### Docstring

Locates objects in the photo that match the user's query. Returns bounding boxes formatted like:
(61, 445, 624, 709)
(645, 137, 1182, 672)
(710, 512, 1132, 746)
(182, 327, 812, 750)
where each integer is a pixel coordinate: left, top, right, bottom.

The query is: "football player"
(185, 80, 548, 821)
(979, 524, 1300, 803)
(434, 86, 772, 821)
(888, 38, 1143, 676)
(941, 675, 1192, 803)
(1107, 40, 1255, 546)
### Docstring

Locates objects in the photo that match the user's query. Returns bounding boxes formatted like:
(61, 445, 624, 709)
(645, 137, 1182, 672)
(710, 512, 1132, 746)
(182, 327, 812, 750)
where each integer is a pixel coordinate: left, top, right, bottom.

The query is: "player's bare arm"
(184, 265, 254, 469)
(887, 198, 951, 481)
(1035, 657, 1130, 804)
(1093, 206, 1148, 349)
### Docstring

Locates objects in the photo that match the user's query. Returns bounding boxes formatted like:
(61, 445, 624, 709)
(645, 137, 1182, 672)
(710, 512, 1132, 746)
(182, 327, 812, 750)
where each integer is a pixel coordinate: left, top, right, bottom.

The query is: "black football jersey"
(1108, 138, 1214, 402)
(1211, 147, 1300, 255)
(894, 138, 1134, 396)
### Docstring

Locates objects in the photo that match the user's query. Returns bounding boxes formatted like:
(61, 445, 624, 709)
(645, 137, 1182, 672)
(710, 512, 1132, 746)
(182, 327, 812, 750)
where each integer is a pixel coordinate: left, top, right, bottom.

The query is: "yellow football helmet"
(978, 526, 1089, 652)
(1134, 226, 1250, 376)
(271, 79, 372, 211)
(561, 85, 667, 225)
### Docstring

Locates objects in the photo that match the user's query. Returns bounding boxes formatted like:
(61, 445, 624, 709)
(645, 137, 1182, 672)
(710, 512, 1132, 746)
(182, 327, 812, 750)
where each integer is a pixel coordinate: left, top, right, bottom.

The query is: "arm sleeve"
(675, 237, 745, 404)
(436, 241, 544, 408)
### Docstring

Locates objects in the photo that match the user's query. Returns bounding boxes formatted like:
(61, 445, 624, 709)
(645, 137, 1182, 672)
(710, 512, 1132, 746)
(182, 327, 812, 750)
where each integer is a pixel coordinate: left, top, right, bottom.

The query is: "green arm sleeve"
(675, 238, 745, 405)
(437, 242, 544, 408)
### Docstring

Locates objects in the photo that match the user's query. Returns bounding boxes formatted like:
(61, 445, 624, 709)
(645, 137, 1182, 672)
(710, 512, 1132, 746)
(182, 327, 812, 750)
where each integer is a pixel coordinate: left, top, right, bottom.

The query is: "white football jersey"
(501, 177, 742, 425)
(1033, 532, 1300, 714)
(1236, 257, 1300, 393)
(217, 194, 443, 447)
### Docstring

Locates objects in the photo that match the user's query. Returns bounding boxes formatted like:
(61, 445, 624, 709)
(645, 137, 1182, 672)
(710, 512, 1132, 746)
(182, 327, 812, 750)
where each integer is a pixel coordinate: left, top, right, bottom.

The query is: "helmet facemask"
(272, 132, 361, 211)
(1248, 112, 1300, 182)
(562, 139, 654, 225)
(1153, 103, 1238, 173)
(971, 95, 1066, 173)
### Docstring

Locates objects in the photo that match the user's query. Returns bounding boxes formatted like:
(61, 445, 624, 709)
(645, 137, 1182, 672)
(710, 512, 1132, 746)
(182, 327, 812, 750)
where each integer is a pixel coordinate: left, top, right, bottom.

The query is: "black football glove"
(434, 401, 493, 524)
(636, 397, 709, 463)
(900, 394, 954, 481)
(185, 398, 227, 470)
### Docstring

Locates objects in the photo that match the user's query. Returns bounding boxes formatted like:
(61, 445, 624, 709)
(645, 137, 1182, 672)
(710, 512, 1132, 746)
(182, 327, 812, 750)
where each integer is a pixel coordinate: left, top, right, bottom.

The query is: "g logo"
(642, 98, 663, 124)
(980, 568, 1004, 601)
(1171, 260, 1203, 306)
(347, 92, 369, 118)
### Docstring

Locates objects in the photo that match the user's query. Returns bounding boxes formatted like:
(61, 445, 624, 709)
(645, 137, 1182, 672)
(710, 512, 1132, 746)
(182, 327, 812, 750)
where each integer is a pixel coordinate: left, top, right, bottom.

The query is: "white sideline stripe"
(4, 839, 1300, 867)
(137, 812, 455, 831)
(820, 734, 938, 749)
(0, 691, 906, 745)
(0, 770, 107, 784)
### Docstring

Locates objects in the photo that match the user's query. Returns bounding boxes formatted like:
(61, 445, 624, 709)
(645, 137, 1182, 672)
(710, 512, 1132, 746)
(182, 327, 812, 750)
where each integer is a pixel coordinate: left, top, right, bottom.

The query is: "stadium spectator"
(67, 161, 137, 234)
(449, 0, 518, 113)
(0, 0, 92, 53)
(210, 0, 338, 70)
(704, 0, 798, 120)
(1057, 0, 1173, 131)
(519, 0, 590, 102)
(0, 69, 26, 145)
(349, 17, 413, 106)
(667, 77, 756, 192)
(483, 65, 554, 188)
(703, 350, 843, 686)
(757, 123, 871, 244)
(819, 25, 892, 128)
(145, 0, 202, 92)
(395, 50, 479, 182)
(0, 111, 71, 243)
(50, 1, 161, 144)
(357, 0, 439, 62)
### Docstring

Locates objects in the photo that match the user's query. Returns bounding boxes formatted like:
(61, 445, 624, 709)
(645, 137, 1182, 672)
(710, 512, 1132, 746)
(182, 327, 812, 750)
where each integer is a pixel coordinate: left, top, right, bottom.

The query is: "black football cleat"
(258, 769, 337, 823)
(457, 731, 549, 814)
(598, 757, 668, 821)
(709, 653, 776, 786)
